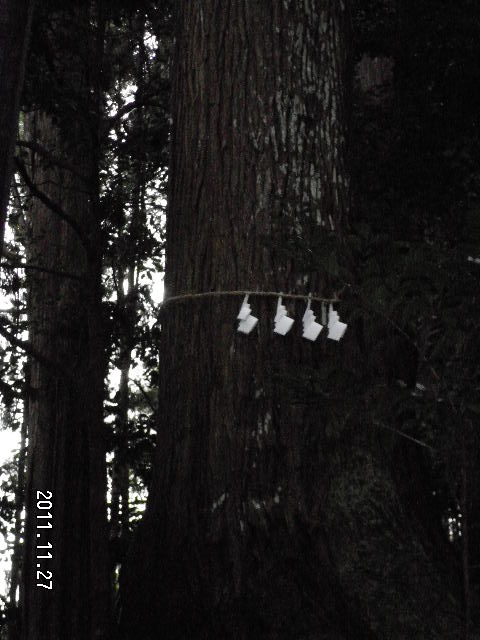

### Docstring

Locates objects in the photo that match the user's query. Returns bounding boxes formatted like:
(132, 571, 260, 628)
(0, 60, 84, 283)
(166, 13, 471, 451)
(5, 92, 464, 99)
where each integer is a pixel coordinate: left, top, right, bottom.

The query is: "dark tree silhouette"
(0, 0, 34, 257)
(20, 6, 112, 639)
(119, 3, 370, 639)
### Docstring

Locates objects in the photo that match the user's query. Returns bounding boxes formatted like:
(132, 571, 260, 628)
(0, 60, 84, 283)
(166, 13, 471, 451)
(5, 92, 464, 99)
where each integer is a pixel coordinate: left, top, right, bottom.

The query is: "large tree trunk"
(20, 6, 112, 635)
(20, 109, 111, 640)
(120, 3, 358, 639)
(120, 2, 463, 639)
(0, 0, 34, 257)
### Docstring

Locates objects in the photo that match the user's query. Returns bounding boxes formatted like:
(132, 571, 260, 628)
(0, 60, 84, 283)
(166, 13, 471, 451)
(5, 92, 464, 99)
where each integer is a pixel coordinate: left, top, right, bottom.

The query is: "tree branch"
(1, 260, 83, 281)
(0, 321, 72, 381)
(0, 308, 26, 316)
(16, 139, 89, 184)
(104, 97, 166, 131)
(132, 378, 157, 414)
(14, 157, 91, 255)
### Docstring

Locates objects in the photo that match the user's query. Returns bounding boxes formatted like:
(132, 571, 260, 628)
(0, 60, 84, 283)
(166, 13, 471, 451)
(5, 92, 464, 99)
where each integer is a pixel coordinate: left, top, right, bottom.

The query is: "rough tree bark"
(120, 2, 362, 639)
(20, 108, 111, 640)
(20, 6, 111, 639)
(0, 0, 34, 258)
(120, 2, 463, 639)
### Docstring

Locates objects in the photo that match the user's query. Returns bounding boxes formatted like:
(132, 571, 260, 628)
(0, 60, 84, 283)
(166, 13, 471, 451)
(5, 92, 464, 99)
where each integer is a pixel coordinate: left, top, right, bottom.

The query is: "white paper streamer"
(302, 297, 323, 341)
(274, 296, 294, 335)
(237, 295, 258, 334)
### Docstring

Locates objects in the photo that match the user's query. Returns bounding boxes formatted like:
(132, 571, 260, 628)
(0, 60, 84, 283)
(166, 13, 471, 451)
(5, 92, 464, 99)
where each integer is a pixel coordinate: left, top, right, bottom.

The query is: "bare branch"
(16, 139, 89, 184)
(0, 260, 83, 281)
(14, 157, 91, 255)
(132, 379, 157, 414)
(0, 321, 72, 381)
(104, 97, 166, 131)
(0, 308, 26, 315)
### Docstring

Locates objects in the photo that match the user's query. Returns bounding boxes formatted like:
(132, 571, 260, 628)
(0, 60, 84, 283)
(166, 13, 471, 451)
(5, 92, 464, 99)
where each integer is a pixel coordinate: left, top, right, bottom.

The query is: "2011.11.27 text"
(36, 490, 53, 589)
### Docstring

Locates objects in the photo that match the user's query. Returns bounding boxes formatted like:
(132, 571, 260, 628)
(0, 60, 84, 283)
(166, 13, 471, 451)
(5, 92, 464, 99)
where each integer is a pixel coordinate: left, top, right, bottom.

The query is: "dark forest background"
(1, 1, 480, 639)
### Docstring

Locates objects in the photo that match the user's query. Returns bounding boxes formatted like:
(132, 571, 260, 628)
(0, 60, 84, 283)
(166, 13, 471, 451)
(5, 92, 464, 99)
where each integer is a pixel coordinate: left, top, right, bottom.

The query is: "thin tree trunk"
(110, 15, 147, 547)
(461, 425, 471, 640)
(110, 264, 135, 541)
(7, 369, 29, 640)
(0, 0, 34, 258)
